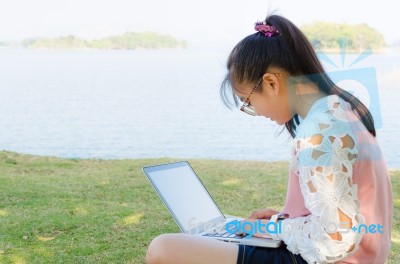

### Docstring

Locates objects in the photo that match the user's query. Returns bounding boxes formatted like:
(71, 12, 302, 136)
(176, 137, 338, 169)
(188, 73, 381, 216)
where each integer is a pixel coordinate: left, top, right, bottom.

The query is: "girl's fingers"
(248, 211, 262, 219)
(248, 208, 279, 219)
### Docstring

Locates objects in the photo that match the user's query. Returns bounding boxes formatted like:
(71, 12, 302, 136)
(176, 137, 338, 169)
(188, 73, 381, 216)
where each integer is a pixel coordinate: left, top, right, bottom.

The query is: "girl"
(145, 14, 393, 264)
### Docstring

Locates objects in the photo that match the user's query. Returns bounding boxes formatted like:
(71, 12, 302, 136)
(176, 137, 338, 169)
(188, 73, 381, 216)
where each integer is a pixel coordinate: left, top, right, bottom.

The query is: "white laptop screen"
(143, 161, 224, 233)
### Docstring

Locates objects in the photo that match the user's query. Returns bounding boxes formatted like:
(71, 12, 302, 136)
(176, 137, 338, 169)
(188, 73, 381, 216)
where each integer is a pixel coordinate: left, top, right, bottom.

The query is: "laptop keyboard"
(202, 221, 247, 239)
(203, 231, 245, 239)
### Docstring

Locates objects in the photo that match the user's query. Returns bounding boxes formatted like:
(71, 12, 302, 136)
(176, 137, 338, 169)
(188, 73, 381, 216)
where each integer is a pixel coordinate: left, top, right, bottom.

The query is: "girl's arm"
(271, 118, 365, 263)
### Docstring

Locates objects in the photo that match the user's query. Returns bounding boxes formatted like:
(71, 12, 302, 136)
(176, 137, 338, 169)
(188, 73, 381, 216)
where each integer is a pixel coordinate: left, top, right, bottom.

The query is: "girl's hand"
(234, 208, 280, 236)
(247, 208, 280, 220)
(237, 218, 273, 239)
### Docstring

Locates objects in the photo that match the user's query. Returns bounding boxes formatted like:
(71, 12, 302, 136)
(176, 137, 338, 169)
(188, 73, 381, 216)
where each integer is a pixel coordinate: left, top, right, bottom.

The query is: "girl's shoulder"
(295, 95, 354, 139)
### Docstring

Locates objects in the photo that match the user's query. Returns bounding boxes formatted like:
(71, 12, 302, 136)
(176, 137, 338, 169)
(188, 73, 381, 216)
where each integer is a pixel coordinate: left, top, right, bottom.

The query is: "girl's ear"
(262, 72, 280, 96)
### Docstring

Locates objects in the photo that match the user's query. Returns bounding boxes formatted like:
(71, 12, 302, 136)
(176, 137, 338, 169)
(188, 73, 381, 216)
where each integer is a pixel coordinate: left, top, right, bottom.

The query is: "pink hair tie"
(254, 21, 279, 37)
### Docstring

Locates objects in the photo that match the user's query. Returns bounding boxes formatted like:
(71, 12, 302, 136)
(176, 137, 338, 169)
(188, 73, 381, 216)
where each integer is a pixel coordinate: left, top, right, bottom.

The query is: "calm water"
(0, 48, 399, 168)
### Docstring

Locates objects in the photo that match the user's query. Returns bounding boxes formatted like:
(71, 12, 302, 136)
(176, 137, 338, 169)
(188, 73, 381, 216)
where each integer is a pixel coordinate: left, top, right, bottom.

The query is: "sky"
(0, 0, 399, 48)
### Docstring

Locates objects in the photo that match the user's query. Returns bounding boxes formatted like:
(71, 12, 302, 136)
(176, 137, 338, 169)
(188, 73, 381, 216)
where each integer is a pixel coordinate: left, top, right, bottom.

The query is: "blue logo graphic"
(225, 219, 281, 239)
(351, 223, 384, 234)
(317, 38, 382, 128)
(225, 219, 384, 239)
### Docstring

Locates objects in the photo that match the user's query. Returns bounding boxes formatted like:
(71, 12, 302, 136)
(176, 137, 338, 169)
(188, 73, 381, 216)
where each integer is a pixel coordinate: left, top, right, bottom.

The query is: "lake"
(0, 48, 399, 168)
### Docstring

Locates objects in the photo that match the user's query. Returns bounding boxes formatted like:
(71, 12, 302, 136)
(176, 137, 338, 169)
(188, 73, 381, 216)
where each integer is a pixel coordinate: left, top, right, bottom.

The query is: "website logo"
(225, 219, 384, 239)
(318, 38, 382, 129)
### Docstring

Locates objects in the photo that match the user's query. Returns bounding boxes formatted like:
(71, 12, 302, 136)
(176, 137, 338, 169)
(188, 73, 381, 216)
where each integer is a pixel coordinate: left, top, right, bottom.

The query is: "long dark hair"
(220, 14, 376, 138)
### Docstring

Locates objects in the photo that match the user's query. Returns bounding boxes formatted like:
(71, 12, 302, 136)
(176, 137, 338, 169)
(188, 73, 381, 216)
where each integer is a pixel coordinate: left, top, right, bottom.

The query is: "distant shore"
(1, 45, 399, 53)
(315, 47, 399, 54)
(0, 32, 188, 50)
(1, 150, 399, 170)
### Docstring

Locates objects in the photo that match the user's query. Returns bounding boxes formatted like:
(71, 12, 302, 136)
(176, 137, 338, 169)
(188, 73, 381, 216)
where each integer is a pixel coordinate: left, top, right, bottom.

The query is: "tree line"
(0, 23, 386, 51)
(300, 22, 385, 51)
(0, 32, 188, 50)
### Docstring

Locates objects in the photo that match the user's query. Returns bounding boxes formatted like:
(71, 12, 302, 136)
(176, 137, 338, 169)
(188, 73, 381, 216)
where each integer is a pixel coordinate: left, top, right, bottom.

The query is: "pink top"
(276, 95, 393, 264)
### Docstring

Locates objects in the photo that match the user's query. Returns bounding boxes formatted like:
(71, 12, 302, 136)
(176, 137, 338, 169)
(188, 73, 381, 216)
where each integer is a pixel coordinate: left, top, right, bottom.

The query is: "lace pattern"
(277, 95, 365, 263)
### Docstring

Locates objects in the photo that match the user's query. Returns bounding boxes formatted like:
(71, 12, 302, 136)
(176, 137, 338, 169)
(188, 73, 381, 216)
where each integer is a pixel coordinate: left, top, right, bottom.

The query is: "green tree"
(301, 22, 385, 52)
(23, 32, 188, 50)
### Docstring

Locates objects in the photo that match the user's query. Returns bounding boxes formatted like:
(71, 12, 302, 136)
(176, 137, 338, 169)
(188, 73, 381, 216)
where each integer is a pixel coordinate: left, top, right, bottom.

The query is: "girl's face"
(233, 72, 293, 125)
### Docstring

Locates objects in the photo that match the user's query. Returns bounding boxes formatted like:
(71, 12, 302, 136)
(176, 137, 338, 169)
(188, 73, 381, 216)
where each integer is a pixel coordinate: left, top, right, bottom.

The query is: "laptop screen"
(143, 161, 224, 233)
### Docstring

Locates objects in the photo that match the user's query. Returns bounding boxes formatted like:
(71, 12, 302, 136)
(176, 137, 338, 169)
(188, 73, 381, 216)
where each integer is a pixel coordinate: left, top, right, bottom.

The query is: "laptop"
(142, 161, 282, 248)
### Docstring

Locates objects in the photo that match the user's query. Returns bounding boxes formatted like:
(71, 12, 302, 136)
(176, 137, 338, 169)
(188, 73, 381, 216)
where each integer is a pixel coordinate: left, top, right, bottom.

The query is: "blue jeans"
(236, 244, 308, 264)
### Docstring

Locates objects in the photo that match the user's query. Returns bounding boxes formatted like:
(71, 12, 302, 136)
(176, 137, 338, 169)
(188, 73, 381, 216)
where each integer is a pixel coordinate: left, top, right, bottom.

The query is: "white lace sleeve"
(276, 113, 365, 263)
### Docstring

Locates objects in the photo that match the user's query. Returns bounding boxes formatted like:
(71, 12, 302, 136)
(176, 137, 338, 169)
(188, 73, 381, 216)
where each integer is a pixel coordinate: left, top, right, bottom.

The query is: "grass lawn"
(0, 150, 399, 263)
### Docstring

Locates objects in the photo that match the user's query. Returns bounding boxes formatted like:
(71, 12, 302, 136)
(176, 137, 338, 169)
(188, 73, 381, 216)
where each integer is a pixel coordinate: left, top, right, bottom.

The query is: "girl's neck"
(291, 82, 328, 119)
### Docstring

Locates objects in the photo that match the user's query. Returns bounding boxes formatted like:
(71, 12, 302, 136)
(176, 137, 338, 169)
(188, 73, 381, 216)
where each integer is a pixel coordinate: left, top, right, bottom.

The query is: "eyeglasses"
(240, 78, 263, 116)
(239, 73, 285, 116)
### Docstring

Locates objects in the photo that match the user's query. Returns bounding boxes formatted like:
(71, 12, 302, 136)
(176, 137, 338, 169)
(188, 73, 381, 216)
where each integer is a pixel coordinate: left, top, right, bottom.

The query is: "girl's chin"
(264, 116, 287, 125)
(274, 119, 286, 125)
(265, 117, 279, 124)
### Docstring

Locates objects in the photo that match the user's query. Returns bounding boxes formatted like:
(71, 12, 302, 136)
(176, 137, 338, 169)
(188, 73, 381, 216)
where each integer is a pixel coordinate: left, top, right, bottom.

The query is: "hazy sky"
(1, 0, 399, 48)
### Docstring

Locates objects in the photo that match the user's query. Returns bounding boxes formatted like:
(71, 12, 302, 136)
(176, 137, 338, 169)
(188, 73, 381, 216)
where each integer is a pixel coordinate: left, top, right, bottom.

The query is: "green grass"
(0, 151, 399, 263)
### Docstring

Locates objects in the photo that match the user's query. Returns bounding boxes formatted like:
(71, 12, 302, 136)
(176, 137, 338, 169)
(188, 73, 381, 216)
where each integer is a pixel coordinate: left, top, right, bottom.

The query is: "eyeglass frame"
(239, 72, 285, 116)
(240, 78, 262, 116)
